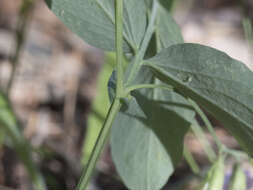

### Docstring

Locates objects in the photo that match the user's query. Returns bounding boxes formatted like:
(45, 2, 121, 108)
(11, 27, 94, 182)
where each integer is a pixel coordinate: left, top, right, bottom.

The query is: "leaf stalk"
(187, 98, 223, 151)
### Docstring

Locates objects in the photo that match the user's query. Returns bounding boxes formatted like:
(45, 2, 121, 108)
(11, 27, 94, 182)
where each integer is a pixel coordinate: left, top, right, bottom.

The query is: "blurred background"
(0, 0, 252, 189)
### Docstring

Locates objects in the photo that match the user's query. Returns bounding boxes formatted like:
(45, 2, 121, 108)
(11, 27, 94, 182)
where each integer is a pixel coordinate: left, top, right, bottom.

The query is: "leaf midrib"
(145, 63, 253, 132)
(147, 63, 253, 114)
(153, 62, 252, 90)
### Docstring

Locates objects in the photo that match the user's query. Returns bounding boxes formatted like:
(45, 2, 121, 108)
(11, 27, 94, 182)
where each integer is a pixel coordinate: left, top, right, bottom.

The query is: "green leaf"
(145, 4, 183, 58)
(111, 96, 193, 190)
(45, 0, 147, 52)
(145, 0, 176, 12)
(110, 6, 193, 189)
(158, 0, 175, 11)
(144, 43, 253, 157)
(155, 5, 183, 48)
(111, 98, 173, 190)
(110, 67, 195, 190)
(126, 3, 183, 86)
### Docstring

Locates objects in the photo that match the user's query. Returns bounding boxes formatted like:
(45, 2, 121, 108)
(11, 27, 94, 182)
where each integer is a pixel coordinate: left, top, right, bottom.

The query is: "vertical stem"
(77, 0, 125, 189)
(76, 99, 122, 190)
(188, 98, 223, 151)
(115, 0, 124, 97)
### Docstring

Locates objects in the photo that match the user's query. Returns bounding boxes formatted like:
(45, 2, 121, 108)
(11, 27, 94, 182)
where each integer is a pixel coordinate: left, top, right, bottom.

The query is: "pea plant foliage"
(45, 0, 253, 189)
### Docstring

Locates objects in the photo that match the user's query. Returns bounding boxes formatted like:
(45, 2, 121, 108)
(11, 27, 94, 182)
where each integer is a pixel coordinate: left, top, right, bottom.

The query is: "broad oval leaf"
(110, 67, 195, 190)
(111, 98, 174, 190)
(111, 95, 193, 190)
(45, 0, 147, 52)
(144, 43, 253, 157)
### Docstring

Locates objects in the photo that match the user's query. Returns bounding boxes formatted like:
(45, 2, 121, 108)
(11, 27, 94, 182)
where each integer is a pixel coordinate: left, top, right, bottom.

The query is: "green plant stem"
(190, 121, 216, 162)
(125, 84, 173, 94)
(183, 145, 200, 175)
(77, 0, 125, 188)
(126, 0, 158, 85)
(189, 101, 247, 163)
(187, 98, 223, 151)
(77, 99, 122, 190)
(115, 0, 124, 97)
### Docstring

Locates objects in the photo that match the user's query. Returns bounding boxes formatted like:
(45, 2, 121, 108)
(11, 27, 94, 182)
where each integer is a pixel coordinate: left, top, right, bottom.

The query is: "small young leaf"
(144, 43, 253, 157)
